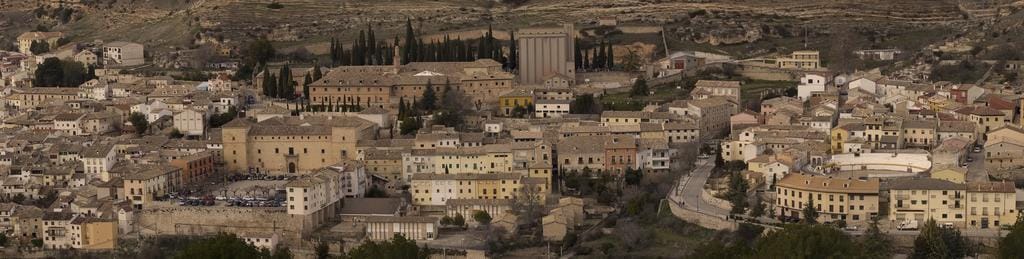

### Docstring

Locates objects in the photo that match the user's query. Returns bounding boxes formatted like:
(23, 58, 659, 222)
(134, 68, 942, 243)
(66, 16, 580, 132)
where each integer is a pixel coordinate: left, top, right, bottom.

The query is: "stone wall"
(701, 189, 733, 211)
(667, 199, 737, 231)
(137, 204, 296, 237)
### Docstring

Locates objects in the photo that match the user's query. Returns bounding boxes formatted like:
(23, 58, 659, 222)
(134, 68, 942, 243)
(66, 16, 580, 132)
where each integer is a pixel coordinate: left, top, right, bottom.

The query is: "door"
(288, 163, 296, 174)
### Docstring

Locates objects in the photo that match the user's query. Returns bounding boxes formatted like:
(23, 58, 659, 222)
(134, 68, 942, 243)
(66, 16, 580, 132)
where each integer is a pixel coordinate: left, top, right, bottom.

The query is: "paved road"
(844, 227, 1006, 238)
(965, 148, 988, 182)
(671, 158, 729, 217)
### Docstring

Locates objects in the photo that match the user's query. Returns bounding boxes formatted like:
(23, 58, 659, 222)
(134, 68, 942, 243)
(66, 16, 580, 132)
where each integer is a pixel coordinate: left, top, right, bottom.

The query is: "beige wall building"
(286, 167, 345, 236)
(222, 116, 378, 174)
(122, 164, 180, 210)
(410, 173, 548, 206)
(888, 178, 966, 227)
(5, 87, 79, 108)
(691, 80, 741, 107)
(775, 174, 880, 225)
(777, 50, 820, 69)
(103, 42, 145, 66)
(517, 24, 575, 85)
(17, 31, 62, 54)
(309, 60, 513, 112)
(668, 97, 736, 140)
(966, 182, 1017, 229)
(70, 217, 118, 250)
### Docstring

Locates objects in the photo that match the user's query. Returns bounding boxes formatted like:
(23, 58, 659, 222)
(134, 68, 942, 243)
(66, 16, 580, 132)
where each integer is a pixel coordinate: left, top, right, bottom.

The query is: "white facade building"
(797, 74, 827, 101)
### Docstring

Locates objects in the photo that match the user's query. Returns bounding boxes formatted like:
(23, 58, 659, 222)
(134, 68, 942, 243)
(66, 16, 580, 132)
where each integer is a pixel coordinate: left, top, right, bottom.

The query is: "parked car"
(966, 157, 974, 162)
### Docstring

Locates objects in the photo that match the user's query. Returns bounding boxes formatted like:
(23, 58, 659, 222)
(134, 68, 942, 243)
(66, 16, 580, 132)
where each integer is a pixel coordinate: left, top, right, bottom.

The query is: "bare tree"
(669, 142, 699, 174)
(616, 221, 651, 251)
(511, 182, 544, 226)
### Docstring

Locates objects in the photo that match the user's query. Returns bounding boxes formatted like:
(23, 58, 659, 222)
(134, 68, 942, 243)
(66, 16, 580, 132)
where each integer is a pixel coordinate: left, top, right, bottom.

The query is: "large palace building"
(307, 59, 515, 111)
(221, 116, 379, 174)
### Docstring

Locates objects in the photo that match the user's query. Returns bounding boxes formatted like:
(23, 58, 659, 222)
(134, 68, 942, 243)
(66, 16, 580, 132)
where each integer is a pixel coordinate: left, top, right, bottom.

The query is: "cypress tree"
(402, 18, 415, 65)
(303, 72, 312, 100)
(606, 42, 615, 69)
(508, 30, 517, 70)
(276, 66, 285, 99)
(356, 30, 366, 65)
(338, 42, 348, 66)
(329, 38, 338, 65)
(596, 41, 606, 69)
(574, 37, 582, 69)
(312, 65, 322, 81)
(476, 35, 486, 60)
(463, 38, 473, 61)
(442, 35, 451, 61)
(488, 24, 498, 60)
(416, 38, 425, 62)
(367, 24, 377, 65)
(376, 41, 385, 65)
(398, 98, 407, 119)
(582, 50, 590, 70)
(260, 67, 272, 97)
(421, 80, 436, 111)
(266, 72, 278, 98)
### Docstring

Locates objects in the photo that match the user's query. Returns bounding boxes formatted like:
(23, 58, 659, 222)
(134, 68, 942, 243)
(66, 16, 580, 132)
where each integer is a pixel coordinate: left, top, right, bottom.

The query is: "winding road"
(670, 158, 729, 217)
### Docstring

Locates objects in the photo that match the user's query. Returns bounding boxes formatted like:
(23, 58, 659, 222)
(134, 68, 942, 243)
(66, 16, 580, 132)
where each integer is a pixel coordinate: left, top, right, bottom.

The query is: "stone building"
(221, 116, 378, 174)
(307, 60, 513, 112)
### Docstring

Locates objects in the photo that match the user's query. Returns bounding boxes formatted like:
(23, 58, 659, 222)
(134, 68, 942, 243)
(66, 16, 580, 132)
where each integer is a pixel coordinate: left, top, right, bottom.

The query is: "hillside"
(2, 0, 1021, 61)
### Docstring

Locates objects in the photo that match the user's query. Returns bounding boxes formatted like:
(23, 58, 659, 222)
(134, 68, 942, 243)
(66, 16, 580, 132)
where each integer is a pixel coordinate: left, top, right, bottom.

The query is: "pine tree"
(631, 78, 648, 96)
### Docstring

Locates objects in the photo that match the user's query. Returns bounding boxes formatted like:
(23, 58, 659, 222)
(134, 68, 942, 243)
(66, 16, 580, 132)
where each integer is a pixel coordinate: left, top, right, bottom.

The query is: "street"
(670, 158, 729, 217)
(965, 147, 988, 182)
